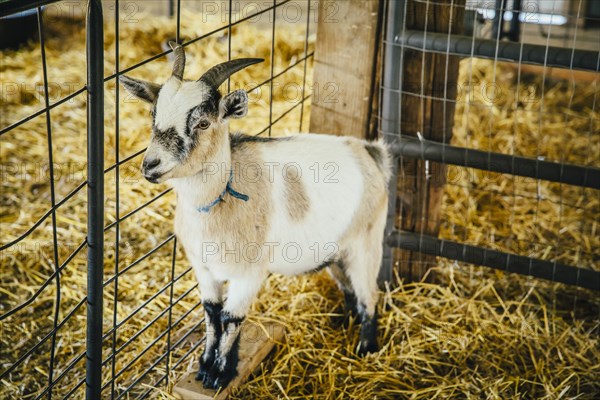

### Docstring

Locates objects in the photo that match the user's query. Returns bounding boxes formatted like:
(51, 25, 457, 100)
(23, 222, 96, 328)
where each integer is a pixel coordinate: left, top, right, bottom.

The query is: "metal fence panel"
(0, 0, 314, 398)
(380, 0, 600, 291)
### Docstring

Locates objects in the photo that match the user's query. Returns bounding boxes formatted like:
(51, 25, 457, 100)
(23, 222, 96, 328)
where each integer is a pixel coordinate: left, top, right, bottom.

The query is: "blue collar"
(197, 169, 249, 213)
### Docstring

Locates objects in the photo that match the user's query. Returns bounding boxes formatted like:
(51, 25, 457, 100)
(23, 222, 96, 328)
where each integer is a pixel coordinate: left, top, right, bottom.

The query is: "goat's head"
(119, 42, 263, 183)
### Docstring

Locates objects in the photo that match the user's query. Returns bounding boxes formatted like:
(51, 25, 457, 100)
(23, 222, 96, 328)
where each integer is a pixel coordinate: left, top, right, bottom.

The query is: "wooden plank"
(173, 321, 285, 400)
(309, 0, 382, 138)
(395, 0, 465, 282)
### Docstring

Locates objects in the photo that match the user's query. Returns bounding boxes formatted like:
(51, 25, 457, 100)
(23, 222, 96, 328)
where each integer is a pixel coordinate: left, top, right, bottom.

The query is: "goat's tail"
(365, 139, 393, 185)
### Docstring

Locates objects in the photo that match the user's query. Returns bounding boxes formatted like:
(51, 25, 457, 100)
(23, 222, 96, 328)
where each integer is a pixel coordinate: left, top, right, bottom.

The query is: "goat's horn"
(199, 58, 264, 89)
(168, 41, 185, 80)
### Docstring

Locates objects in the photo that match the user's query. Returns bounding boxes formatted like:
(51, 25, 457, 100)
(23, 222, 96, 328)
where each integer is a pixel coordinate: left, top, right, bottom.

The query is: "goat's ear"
(119, 75, 161, 104)
(219, 89, 248, 120)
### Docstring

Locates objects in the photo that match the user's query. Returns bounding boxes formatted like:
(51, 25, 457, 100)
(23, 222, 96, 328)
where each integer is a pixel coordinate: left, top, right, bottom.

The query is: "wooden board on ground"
(173, 321, 286, 400)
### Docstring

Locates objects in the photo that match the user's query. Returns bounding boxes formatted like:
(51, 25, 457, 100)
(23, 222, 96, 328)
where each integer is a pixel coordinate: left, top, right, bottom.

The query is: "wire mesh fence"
(380, 0, 600, 289)
(0, 0, 314, 398)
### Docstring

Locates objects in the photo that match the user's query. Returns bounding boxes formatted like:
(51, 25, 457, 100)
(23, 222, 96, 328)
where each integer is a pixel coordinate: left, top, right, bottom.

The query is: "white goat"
(120, 42, 391, 389)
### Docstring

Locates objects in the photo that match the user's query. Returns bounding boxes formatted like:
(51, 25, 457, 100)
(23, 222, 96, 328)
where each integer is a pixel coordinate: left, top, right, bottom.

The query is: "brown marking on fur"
(283, 166, 310, 221)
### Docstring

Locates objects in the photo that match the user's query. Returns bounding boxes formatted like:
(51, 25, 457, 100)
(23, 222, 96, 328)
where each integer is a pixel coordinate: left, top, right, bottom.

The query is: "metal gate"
(379, 0, 600, 291)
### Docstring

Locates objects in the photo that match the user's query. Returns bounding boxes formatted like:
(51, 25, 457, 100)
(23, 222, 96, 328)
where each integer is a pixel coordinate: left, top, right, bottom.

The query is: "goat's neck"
(171, 135, 232, 212)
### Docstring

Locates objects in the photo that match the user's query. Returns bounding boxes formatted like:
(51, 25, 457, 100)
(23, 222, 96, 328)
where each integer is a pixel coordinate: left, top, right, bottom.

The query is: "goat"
(120, 42, 391, 390)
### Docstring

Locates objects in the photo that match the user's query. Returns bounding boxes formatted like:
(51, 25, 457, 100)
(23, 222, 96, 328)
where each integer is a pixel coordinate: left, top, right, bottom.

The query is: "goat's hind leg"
(344, 246, 380, 356)
(195, 266, 224, 382)
(328, 263, 358, 327)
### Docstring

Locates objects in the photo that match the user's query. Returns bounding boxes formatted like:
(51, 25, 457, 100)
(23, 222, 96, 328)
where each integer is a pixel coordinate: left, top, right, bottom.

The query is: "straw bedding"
(1, 10, 598, 400)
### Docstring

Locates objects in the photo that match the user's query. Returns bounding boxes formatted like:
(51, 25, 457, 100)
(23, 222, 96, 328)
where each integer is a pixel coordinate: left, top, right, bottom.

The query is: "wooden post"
(395, 0, 465, 282)
(309, 0, 383, 138)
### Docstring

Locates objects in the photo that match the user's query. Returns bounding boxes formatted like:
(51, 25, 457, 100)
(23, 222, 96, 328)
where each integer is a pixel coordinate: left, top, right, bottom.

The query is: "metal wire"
(34, 351, 86, 400)
(63, 376, 86, 399)
(227, 0, 232, 93)
(103, 188, 173, 232)
(389, 31, 598, 71)
(103, 234, 176, 288)
(0, 295, 86, 380)
(165, 238, 179, 388)
(0, 239, 87, 322)
(255, 95, 312, 136)
(0, 87, 85, 136)
(101, 265, 193, 348)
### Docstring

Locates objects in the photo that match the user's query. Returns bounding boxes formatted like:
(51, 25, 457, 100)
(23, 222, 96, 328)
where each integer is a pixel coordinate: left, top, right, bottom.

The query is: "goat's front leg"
(203, 272, 265, 390)
(194, 266, 224, 382)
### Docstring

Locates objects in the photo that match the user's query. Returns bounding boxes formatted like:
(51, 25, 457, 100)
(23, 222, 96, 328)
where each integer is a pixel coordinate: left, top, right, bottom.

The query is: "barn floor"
(1, 9, 599, 400)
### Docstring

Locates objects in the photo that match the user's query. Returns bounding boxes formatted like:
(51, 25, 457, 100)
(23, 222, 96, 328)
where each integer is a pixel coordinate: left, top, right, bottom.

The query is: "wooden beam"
(173, 321, 285, 400)
(395, 0, 465, 282)
(309, 0, 382, 138)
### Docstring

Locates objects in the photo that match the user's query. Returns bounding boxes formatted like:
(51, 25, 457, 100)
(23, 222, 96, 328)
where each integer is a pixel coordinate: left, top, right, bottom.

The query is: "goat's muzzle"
(142, 157, 164, 183)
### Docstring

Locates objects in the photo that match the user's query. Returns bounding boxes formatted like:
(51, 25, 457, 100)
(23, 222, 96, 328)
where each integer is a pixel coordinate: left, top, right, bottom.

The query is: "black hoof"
(202, 368, 219, 389)
(357, 340, 379, 357)
(203, 374, 219, 389)
(215, 368, 236, 389)
(195, 365, 210, 381)
(195, 370, 207, 381)
(195, 355, 215, 381)
(331, 303, 357, 329)
(330, 312, 349, 329)
(202, 364, 236, 390)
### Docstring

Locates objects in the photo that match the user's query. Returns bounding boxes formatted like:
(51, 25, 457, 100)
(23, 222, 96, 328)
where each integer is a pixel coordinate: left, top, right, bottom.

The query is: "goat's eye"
(198, 120, 211, 130)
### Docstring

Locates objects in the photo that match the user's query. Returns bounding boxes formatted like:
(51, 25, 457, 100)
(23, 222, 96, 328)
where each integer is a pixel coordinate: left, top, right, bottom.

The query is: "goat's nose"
(143, 158, 161, 171)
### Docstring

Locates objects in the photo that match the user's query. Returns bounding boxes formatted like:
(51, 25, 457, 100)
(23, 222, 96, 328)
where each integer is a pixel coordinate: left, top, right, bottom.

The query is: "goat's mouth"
(143, 173, 161, 184)
(142, 169, 172, 184)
